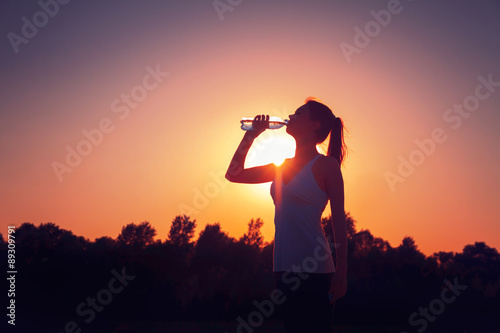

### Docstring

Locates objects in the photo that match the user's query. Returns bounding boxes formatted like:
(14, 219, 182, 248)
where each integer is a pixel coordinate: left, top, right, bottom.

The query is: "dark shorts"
(274, 271, 334, 333)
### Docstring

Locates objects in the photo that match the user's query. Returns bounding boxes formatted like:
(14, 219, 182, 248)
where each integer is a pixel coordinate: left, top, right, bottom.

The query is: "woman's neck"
(294, 140, 318, 162)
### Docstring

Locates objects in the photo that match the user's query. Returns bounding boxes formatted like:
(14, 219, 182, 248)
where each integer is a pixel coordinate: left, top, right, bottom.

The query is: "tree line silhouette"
(1, 213, 499, 332)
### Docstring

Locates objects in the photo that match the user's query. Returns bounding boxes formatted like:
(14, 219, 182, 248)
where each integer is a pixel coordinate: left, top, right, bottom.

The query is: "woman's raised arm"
(225, 115, 276, 184)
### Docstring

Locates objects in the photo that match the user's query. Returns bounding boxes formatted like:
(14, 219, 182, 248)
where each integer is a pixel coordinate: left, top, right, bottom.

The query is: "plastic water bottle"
(240, 116, 288, 131)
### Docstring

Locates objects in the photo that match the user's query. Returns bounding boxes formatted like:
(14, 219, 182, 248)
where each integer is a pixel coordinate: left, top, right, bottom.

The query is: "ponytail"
(327, 117, 347, 166)
(305, 97, 348, 166)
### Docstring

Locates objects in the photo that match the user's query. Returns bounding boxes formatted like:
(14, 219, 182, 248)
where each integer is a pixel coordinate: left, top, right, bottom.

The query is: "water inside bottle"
(240, 116, 288, 131)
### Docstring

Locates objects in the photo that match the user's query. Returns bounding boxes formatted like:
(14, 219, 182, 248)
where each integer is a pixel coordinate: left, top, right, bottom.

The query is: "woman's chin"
(285, 127, 297, 138)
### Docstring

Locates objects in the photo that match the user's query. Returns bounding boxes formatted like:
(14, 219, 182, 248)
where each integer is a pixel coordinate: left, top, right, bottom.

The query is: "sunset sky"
(1, 0, 499, 256)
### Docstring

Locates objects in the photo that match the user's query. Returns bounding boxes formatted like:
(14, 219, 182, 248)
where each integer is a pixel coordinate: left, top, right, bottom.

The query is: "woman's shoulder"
(316, 155, 341, 174)
(318, 154, 340, 166)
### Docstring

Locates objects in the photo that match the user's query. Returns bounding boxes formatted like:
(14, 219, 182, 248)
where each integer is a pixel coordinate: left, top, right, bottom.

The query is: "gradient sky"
(1, 0, 499, 256)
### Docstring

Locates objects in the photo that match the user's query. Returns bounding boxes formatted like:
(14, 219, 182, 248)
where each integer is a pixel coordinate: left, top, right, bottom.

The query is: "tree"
(352, 229, 375, 258)
(321, 211, 357, 241)
(461, 241, 500, 263)
(117, 221, 157, 249)
(192, 223, 234, 271)
(240, 218, 264, 248)
(92, 236, 116, 252)
(455, 242, 500, 286)
(167, 215, 196, 247)
(398, 236, 422, 255)
(433, 251, 455, 266)
(16, 222, 87, 255)
(190, 223, 242, 316)
(396, 236, 425, 261)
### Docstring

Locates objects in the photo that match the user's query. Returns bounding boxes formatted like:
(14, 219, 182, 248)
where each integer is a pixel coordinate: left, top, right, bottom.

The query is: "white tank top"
(270, 154, 335, 273)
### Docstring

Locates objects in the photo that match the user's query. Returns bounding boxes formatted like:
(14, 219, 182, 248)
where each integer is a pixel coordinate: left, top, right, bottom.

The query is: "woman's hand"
(329, 273, 347, 303)
(245, 114, 269, 139)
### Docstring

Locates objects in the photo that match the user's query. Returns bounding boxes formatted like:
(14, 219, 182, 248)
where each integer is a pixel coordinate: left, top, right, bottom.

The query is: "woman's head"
(287, 97, 347, 165)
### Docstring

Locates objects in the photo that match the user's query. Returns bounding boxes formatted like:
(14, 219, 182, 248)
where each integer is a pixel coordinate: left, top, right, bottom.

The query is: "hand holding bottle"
(240, 115, 288, 139)
(243, 114, 270, 139)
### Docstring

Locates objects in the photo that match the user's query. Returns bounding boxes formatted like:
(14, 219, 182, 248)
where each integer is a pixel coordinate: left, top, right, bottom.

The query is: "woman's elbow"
(225, 163, 244, 182)
(225, 170, 240, 183)
(225, 162, 238, 181)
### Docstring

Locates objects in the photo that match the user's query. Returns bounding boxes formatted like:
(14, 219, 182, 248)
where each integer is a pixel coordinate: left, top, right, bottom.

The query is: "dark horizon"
(3, 213, 498, 258)
(3, 213, 499, 332)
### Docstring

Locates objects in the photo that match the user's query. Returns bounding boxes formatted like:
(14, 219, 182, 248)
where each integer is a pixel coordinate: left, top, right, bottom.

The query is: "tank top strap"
(279, 154, 322, 186)
(304, 154, 322, 172)
(309, 154, 321, 167)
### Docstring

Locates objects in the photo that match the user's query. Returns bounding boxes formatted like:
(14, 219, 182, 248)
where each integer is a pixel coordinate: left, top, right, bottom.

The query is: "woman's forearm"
(225, 132, 256, 180)
(332, 212, 348, 276)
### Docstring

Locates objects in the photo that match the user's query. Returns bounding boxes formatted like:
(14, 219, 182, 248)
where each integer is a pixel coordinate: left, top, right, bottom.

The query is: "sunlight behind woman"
(245, 129, 296, 168)
(244, 129, 296, 197)
(245, 128, 332, 199)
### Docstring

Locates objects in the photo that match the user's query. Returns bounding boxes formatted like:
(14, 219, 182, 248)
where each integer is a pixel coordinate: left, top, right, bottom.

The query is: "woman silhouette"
(225, 97, 348, 332)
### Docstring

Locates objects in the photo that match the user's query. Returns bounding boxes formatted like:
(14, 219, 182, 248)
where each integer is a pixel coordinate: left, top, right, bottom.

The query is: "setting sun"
(245, 129, 296, 167)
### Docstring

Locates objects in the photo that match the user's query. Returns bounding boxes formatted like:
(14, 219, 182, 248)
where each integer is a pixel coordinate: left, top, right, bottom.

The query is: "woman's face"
(286, 105, 318, 139)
